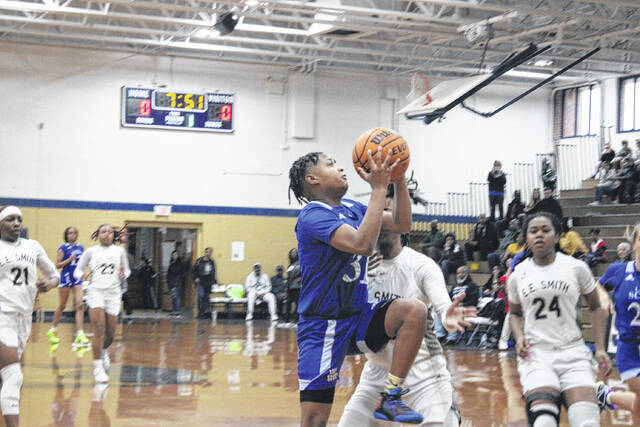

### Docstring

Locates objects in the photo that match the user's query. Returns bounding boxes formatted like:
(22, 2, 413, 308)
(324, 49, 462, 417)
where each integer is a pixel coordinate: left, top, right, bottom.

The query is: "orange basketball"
(352, 127, 410, 183)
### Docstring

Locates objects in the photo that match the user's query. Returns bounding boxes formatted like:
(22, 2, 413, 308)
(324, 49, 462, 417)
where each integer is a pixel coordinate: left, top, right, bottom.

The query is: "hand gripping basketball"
(353, 128, 410, 183)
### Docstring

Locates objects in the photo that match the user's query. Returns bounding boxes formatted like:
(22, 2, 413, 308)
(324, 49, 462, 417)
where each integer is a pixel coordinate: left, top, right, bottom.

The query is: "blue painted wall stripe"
(0, 197, 476, 224)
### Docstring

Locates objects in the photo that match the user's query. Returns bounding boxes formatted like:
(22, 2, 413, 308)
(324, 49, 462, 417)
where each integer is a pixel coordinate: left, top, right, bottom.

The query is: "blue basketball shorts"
(59, 271, 82, 288)
(297, 300, 390, 391)
(616, 339, 640, 382)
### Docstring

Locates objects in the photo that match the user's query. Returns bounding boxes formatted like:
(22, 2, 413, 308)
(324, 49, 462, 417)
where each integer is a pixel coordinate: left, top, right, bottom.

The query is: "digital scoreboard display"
(121, 87, 234, 132)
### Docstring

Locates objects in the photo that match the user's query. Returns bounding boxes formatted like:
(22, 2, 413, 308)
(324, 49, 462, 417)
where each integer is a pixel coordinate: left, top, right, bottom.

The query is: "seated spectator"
(497, 190, 524, 233)
(617, 139, 632, 161)
(592, 143, 616, 178)
(501, 231, 526, 267)
(483, 266, 505, 296)
(445, 266, 479, 344)
(634, 139, 640, 166)
(245, 263, 278, 321)
(419, 219, 445, 252)
(270, 265, 287, 320)
(531, 186, 563, 221)
(613, 156, 637, 204)
(523, 187, 541, 214)
(585, 228, 608, 267)
(614, 242, 632, 263)
(588, 161, 618, 206)
(559, 222, 588, 259)
(487, 219, 520, 268)
(464, 213, 499, 261)
(440, 232, 466, 282)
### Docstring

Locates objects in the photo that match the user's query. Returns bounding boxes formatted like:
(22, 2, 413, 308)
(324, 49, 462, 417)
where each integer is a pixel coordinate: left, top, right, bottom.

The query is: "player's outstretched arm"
(331, 148, 396, 256)
(382, 178, 412, 234)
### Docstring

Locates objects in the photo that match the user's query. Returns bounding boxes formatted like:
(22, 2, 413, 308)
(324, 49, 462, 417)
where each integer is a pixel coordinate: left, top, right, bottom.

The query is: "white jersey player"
(508, 212, 610, 427)
(74, 224, 130, 383)
(339, 229, 474, 427)
(0, 206, 59, 427)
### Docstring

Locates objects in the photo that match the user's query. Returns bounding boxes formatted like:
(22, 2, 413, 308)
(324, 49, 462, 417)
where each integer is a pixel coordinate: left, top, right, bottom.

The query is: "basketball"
(352, 127, 410, 183)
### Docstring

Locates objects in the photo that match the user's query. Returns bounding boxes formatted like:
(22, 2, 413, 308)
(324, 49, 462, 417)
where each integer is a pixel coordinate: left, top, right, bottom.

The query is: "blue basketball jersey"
(58, 243, 84, 285)
(601, 261, 640, 341)
(295, 199, 369, 318)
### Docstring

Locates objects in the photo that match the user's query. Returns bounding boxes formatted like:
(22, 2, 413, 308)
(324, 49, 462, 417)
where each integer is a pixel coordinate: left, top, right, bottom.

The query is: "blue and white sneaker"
(374, 387, 423, 424)
(596, 381, 615, 411)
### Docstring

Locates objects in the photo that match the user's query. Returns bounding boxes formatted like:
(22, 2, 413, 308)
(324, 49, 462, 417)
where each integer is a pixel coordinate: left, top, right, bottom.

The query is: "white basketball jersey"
(0, 238, 58, 313)
(508, 252, 595, 346)
(74, 245, 130, 290)
(366, 247, 451, 371)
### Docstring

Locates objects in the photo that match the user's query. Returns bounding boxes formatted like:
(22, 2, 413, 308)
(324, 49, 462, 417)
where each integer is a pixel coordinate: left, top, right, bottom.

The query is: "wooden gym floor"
(8, 319, 637, 426)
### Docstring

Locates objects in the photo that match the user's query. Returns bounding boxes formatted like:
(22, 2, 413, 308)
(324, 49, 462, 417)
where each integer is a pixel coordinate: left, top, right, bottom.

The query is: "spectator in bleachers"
(592, 143, 616, 178)
(487, 160, 506, 220)
(483, 265, 505, 296)
(618, 140, 632, 160)
(531, 186, 563, 221)
(522, 187, 541, 214)
(501, 231, 526, 267)
(634, 139, 640, 165)
(270, 265, 287, 320)
(559, 222, 588, 259)
(588, 161, 618, 206)
(193, 247, 217, 319)
(245, 262, 277, 321)
(613, 156, 637, 204)
(440, 232, 466, 282)
(445, 266, 479, 344)
(585, 228, 608, 267)
(285, 248, 301, 322)
(498, 190, 524, 233)
(464, 213, 499, 262)
(615, 242, 632, 263)
(488, 219, 520, 268)
(419, 219, 445, 252)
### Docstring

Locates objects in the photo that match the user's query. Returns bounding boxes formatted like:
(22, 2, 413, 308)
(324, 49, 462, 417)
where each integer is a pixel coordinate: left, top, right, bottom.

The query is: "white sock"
(49, 327, 56, 332)
(76, 329, 83, 335)
(93, 359, 102, 368)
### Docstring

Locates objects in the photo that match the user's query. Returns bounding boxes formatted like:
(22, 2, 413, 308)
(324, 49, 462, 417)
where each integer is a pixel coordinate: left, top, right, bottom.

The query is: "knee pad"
(567, 401, 599, 427)
(0, 363, 23, 415)
(525, 392, 561, 427)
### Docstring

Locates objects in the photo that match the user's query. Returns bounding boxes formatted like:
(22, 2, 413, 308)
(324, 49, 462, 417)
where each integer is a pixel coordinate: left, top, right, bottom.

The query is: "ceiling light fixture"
(307, 11, 340, 36)
(534, 59, 553, 67)
(235, 22, 308, 36)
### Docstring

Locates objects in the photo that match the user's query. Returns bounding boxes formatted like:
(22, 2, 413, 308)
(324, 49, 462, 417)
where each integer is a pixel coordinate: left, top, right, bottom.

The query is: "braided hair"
(288, 152, 322, 205)
(90, 224, 127, 243)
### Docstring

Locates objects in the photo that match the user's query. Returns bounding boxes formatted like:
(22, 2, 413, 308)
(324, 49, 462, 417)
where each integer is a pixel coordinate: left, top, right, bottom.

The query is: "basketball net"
(406, 72, 433, 106)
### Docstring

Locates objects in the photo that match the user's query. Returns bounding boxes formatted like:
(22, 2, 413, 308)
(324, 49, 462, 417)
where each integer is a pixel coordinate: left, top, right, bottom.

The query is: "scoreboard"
(121, 86, 234, 132)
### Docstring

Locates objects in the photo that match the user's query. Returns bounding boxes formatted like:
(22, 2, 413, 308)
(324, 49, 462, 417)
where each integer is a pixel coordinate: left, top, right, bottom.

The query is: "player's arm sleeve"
(416, 257, 453, 326)
(74, 248, 91, 280)
(575, 262, 596, 294)
(35, 242, 60, 282)
(507, 273, 520, 305)
(121, 248, 131, 279)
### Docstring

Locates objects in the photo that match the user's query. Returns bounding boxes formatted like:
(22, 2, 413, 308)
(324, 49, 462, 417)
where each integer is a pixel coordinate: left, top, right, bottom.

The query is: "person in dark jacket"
(440, 233, 466, 283)
(271, 265, 287, 319)
(419, 220, 445, 252)
(137, 257, 157, 311)
(167, 250, 185, 315)
(444, 266, 479, 344)
(192, 247, 217, 319)
(498, 190, 525, 233)
(285, 248, 301, 322)
(464, 213, 499, 261)
(487, 160, 506, 220)
(531, 187, 563, 221)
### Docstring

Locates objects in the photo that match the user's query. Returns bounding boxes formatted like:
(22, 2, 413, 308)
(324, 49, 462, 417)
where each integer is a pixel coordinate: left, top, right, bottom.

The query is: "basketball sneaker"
(93, 360, 109, 383)
(373, 387, 423, 424)
(596, 381, 615, 411)
(102, 350, 111, 372)
(75, 331, 90, 346)
(74, 345, 89, 358)
(48, 343, 60, 357)
(47, 328, 60, 344)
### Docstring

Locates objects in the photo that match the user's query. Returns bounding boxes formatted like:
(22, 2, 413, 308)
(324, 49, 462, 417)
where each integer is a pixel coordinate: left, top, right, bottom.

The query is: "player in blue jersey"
(288, 148, 428, 426)
(47, 227, 90, 346)
(594, 223, 640, 417)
